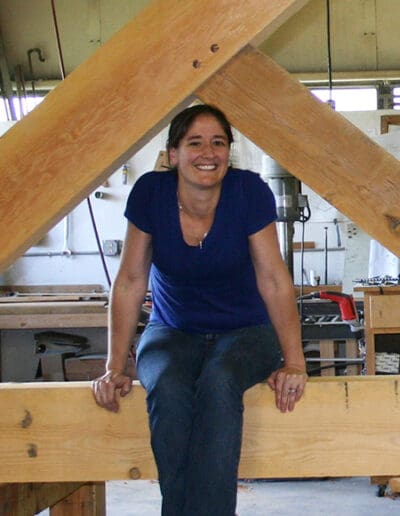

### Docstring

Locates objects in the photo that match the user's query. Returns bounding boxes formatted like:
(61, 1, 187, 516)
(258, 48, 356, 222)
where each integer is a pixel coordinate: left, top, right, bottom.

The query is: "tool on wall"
(333, 217, 341, 247)
(263, 159, 310, 278)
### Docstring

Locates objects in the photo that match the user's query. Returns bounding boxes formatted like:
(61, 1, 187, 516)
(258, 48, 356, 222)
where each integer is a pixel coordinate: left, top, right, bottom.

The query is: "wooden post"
(50, 482, 105, 516)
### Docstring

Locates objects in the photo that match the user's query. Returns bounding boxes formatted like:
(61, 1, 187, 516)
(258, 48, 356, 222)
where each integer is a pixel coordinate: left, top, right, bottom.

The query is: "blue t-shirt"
(124, 167, 277, 333)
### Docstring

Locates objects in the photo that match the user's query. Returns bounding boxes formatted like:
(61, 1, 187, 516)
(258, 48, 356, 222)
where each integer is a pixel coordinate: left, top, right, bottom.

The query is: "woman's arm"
(92, 222, 152, 412)
(249, 222, 307, 412)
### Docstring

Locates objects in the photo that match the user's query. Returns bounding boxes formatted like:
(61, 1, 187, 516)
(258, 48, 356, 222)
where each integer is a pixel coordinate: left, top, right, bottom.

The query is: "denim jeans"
(136, 322, 282, 516)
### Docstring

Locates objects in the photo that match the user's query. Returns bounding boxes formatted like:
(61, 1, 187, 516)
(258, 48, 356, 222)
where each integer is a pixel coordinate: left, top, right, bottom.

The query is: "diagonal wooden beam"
(196, 46, 400, 256)
(1, 377, 400, 483)
(0, 0, 309, 272)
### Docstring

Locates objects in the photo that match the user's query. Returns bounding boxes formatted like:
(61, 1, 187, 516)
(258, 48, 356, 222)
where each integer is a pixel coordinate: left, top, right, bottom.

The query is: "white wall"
(2, 109, 398, 291)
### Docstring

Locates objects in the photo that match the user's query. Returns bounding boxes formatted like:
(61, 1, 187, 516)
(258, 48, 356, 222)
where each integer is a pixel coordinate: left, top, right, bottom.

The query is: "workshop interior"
(1, 0, 400, 512)
(1, 0, 400, 385)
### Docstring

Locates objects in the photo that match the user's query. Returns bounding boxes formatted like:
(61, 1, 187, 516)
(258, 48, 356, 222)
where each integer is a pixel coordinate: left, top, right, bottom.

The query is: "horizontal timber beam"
(0, 0, 309, 272)
(196, 47, 400, 256)
(1, 376, 400, 483)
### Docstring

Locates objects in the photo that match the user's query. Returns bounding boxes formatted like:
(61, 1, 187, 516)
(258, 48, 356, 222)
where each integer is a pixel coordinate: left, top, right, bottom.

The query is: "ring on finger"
(288, 388, 297, 394)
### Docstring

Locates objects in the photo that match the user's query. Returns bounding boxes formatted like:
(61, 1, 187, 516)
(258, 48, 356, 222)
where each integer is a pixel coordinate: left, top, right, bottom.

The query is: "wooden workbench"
(355, 286, 400, 374)
(0, 285, 108, 330)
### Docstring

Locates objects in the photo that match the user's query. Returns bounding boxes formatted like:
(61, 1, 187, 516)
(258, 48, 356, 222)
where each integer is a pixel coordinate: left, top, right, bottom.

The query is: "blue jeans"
(136, 322, 282, 516)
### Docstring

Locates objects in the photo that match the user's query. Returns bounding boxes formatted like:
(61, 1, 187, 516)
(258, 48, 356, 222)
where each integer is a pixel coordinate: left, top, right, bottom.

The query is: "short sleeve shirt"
(125, 168, 277, 333)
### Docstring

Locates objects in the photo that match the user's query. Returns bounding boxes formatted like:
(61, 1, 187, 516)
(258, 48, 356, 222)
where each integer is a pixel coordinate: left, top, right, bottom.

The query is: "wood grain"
(1, 376, 400, 482)
(0, 0, 308, 272)
(196, 47, 400, 256)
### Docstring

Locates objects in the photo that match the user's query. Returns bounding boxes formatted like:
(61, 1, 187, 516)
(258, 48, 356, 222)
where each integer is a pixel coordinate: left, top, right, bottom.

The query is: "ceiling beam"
(0, 0, 309, 272)
(196, 46, 400, 256)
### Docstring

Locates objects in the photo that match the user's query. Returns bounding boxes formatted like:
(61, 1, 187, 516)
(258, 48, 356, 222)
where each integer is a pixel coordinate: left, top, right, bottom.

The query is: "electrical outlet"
(346, 223, 358, 239)
(102, 240, 122, 256)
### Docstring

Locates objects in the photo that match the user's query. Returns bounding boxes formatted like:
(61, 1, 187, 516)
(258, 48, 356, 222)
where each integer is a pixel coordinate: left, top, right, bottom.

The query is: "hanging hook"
(27, 48, 46, 96)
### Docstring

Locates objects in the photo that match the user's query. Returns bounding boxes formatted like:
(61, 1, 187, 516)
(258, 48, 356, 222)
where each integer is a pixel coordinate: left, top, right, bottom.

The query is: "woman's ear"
(168, 147, 178, 167)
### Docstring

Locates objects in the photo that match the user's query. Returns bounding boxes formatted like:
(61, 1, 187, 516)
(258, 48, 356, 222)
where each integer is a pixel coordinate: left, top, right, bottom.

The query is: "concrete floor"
(105, 477, 400, 515)
(39, 477, 400, 515)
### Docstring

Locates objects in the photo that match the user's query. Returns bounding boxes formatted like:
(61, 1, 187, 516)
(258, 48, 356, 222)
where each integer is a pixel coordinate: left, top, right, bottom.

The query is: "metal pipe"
(23, 251, 101, 257)
(324, 226, 328, 284)
(62, 215, 72, 256)
(0, 24, 17, 120)
(14, 64, 27, 118)
(27, 48, 45, 96)
(306, 357, 364, 363)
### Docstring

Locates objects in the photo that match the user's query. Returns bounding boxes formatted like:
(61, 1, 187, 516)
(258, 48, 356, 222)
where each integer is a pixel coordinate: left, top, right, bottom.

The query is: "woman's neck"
(177, 185, 221, 219)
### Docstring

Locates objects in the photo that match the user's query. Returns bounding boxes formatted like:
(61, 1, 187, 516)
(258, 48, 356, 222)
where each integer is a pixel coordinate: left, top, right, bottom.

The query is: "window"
(310, 87, 377, 111)
(0, 95, 44, 122)
(392, 87, 400, 110)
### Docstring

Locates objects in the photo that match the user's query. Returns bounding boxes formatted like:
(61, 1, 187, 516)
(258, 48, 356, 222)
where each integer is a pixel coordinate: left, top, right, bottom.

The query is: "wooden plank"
(345, 339, 361, 376)
(0, 313, 108, 329)
(0, 285, 105, 295)
(0, 482, 85, 516)
(1, 376, 400, 482)
(319, 340, 335, 376)
(0, 301, 108, 329)
(368, 294, 400, 329)
(50, 482, 105, 516)
(388, 477, 400, 493)
(0, 0, 309, 272)
(196, 46, 400, 256)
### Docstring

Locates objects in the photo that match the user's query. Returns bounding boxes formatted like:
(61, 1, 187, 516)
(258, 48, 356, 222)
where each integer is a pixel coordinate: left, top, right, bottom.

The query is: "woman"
(92, 104, 307, 516)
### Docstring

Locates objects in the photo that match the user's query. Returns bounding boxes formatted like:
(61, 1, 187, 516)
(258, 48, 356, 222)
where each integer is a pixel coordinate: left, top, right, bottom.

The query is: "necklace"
(178, 197, 208, 249)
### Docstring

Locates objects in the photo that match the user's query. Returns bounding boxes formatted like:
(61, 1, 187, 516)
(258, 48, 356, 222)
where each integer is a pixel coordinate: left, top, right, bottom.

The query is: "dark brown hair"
(167, 104, 234, 151)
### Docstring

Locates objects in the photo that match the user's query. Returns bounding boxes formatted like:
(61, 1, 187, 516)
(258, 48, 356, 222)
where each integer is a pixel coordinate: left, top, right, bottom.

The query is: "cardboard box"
(64, 354, 137, 381)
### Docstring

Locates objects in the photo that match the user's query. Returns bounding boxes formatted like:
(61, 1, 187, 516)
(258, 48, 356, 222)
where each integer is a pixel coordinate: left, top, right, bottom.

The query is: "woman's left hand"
(266, 366, 308, 413)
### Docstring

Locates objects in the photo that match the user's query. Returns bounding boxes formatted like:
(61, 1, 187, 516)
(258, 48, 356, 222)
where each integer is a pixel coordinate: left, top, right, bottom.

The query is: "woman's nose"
(201, 142, 215, 156)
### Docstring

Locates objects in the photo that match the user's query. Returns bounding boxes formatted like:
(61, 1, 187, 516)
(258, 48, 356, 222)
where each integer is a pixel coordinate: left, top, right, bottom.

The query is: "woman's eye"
(213, 140, 227, 147)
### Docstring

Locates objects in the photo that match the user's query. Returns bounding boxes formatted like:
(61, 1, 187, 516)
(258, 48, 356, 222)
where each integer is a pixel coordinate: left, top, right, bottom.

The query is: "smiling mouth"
(195, 164, 217, 171)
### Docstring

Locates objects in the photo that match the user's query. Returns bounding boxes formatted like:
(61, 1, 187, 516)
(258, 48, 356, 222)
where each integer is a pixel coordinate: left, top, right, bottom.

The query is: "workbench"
(355, 286, 400, 374)
(0, 285, 109, 382)
(0, 285, 149, 382)
(0, 285, 108, 330)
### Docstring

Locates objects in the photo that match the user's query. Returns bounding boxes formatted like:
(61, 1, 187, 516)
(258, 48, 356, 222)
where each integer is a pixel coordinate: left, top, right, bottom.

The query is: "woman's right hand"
(92, 370, 133, 413)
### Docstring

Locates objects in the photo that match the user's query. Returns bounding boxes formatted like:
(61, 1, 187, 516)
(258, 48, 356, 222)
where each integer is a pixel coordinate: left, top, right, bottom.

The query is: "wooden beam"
(0, 482, 85, 515)
(196, 47, 400, 256)
(0, 0, 309, 272)
(50, 482, 105, 516)
(1, 376, 400, 483)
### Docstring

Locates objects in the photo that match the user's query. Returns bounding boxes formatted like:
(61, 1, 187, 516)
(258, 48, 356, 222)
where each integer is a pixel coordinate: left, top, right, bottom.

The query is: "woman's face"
(169, 114, 230, 190)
